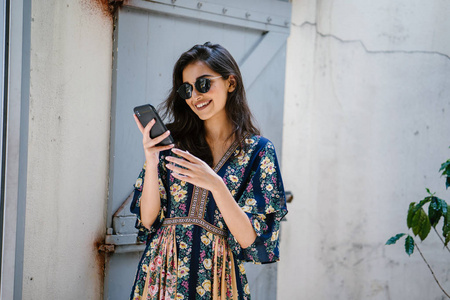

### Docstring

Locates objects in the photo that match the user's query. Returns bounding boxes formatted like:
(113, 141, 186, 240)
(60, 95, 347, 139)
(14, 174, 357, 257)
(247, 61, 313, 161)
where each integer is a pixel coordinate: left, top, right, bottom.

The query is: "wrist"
(145, 158, 159, 170)
(210, 174, 227, 195)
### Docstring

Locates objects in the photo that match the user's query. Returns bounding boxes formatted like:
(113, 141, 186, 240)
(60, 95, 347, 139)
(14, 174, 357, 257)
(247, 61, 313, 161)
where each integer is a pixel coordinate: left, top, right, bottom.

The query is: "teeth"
(196, 101, 210, 108)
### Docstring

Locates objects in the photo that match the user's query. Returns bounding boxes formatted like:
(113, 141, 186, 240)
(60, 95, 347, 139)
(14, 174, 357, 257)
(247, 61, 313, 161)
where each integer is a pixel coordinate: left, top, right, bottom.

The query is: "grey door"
(103, 1, 291, 299)
(0, 0, 6, 282)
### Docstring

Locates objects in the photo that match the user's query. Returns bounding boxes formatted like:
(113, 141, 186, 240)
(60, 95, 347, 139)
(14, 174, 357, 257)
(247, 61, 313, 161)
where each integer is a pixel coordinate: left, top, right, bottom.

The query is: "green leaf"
(405, 235, 414, 256)
(407, 202, 416, 228)
(446, 177, 450, 190)
(440, 159, 450, 171)
(386, 233, 406, 245)
(412, 208, 431, 240)
(442, 200, 448, 216)
(417, 197, 432, 208)
(445, 234, 450, 247)
(426, 188, 432, 195)
(443, 206, 450, 239)
(428, 197, 442, 227)
(419, 214, 431, 240)
(408, 197, 432, 229)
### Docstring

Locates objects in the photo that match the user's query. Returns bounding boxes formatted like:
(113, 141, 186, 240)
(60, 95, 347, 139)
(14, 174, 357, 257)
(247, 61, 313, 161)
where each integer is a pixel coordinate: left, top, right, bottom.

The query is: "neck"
(204, 115, 234, 143)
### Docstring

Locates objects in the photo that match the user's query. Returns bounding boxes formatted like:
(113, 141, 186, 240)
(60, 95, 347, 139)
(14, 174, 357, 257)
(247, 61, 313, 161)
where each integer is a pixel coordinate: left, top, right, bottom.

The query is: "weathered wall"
(22, 0, 112, 298)
(280, 0, 450, 299)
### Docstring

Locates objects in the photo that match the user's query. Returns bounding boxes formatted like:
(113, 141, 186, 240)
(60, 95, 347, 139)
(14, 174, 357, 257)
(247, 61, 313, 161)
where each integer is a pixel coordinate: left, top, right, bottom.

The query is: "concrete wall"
(22, 0, 112, 299)
(279, 1, 450, 299)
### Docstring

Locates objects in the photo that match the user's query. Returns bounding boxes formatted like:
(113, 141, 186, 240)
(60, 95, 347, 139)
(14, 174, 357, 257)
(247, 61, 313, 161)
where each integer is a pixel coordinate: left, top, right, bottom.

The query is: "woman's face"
(181, 61, 235, 122)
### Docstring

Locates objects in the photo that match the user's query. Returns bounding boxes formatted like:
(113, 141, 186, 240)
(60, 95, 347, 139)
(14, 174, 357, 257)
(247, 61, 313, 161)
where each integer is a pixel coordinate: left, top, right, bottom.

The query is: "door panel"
(105, 1, 290, 299)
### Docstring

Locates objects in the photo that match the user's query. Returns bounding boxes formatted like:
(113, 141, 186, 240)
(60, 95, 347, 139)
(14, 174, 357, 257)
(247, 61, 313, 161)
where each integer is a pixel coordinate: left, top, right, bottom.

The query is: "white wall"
(280, 0, 450, 299)
(22, 0, 112, 299)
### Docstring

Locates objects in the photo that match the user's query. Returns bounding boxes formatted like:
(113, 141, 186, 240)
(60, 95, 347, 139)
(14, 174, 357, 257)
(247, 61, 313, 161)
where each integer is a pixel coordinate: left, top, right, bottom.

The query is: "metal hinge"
(98, 192, 146, 254)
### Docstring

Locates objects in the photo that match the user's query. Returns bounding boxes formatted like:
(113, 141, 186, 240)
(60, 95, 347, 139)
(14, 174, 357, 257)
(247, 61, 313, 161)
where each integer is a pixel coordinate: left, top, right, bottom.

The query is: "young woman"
(130, 42, 287, 300)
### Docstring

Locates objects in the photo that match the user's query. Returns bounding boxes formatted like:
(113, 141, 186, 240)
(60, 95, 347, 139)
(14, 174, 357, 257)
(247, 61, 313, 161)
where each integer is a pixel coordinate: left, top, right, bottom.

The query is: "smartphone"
(133, 104, 175, 146)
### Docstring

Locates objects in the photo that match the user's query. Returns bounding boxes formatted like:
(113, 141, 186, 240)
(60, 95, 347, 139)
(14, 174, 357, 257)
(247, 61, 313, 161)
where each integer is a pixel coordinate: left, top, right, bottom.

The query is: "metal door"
(103, 1, 291, 299)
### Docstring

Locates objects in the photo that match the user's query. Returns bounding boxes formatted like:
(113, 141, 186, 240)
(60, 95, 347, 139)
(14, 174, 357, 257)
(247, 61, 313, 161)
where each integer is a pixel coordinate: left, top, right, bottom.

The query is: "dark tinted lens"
(195, 78, 211, 93)
(177, 83, 193, 99)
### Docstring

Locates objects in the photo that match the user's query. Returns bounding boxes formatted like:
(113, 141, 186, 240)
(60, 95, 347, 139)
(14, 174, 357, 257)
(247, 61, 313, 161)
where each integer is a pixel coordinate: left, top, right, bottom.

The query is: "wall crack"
(292, 21, 450, 61)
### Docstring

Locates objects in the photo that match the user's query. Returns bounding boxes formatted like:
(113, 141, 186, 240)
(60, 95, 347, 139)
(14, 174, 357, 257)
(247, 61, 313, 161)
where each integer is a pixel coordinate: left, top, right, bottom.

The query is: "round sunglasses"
(176, 76, 222, 100)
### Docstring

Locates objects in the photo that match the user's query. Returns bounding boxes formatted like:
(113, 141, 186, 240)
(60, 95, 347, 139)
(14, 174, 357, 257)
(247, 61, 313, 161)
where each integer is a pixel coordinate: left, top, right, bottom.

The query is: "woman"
(130, 42, 287, 300)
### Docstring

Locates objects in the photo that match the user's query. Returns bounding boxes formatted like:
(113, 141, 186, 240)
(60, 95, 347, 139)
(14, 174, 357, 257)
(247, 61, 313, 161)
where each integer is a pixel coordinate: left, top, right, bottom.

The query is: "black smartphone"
(133, 104, 175, 146)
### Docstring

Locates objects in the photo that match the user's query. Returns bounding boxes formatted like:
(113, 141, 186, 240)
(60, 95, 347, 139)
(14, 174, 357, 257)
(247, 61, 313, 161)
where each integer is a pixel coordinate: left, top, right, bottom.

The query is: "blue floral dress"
(130, 134, 288, 300)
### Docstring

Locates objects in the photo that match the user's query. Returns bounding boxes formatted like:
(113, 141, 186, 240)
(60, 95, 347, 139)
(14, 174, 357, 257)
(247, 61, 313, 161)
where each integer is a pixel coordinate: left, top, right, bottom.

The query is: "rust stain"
(93, 0, 112, 18)
(94, 236, 111, 299)
(80, 0, 124, 19)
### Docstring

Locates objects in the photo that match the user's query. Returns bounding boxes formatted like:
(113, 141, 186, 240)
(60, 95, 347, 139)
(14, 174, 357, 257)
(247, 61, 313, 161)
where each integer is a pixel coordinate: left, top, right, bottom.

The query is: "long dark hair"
(160, 42, 260, 166)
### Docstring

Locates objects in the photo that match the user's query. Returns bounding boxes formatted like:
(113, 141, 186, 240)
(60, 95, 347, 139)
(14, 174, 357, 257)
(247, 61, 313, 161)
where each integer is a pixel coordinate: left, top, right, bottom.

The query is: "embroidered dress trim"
(162, 217, 227, 237)
(188, 133, 250, 219)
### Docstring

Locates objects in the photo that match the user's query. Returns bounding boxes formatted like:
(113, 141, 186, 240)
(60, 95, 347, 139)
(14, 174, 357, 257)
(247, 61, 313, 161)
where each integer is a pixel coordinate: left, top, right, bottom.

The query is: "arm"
(165, 148, 256, 248)
(133, 114, 174, 229)
(209, 178, 257, 248)
(138, 163, 162, 229)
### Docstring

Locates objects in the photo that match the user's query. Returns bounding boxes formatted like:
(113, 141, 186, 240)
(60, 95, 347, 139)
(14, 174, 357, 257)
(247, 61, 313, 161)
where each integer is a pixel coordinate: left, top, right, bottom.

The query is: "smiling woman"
(129, 42, 288, 300)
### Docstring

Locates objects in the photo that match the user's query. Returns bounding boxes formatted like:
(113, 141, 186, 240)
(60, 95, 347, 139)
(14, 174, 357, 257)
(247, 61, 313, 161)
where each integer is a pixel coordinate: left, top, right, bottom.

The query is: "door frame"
(0, 0, 32, 299)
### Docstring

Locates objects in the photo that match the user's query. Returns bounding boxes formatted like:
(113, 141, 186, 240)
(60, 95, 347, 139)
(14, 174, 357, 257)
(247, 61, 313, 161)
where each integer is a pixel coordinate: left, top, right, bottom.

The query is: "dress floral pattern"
(130, 135, 287, 299)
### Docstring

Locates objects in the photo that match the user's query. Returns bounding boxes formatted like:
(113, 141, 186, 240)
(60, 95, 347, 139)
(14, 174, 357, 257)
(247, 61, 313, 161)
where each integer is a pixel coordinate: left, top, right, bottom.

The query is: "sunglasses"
(176, 76, 222, 99)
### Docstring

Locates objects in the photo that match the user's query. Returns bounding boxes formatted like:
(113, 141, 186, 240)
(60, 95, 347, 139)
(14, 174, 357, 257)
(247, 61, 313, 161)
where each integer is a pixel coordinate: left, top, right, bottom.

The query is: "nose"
(191, 87, 202, 100)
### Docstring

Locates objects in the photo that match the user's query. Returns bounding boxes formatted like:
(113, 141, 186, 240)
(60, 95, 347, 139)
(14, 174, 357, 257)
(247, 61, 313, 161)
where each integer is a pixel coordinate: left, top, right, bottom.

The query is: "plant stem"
(433, 227, 450, 253)
(415, 241, 450, 298)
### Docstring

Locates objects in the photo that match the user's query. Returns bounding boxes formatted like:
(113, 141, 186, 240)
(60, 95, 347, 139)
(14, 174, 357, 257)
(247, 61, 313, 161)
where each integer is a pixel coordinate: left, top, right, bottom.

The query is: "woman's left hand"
(165, 148, 222, 192)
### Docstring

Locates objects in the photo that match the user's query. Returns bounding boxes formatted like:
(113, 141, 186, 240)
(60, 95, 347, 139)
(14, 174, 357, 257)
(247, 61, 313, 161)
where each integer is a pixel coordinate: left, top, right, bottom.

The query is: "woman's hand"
(167, 148, 257, 247)
(165, 148, 223, 192)
(134, 114, 174, 167)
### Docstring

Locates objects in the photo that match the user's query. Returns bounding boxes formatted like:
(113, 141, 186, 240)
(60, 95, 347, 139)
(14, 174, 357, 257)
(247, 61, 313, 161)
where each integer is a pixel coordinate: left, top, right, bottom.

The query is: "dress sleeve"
(228, 140, 288, 264)
(130, 152, 168, 243)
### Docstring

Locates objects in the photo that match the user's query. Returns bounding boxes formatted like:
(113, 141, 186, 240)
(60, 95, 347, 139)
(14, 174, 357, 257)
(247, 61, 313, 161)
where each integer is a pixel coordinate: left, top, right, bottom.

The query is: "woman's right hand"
(134, 114, 174, 167)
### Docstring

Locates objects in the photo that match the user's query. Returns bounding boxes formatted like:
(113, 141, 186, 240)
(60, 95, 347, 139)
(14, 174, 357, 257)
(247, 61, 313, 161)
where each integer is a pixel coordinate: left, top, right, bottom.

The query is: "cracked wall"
(279, 0, 450, 299)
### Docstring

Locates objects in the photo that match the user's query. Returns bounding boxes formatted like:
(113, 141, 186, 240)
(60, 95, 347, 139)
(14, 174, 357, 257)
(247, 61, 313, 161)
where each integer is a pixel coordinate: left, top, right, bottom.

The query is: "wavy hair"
(160, 42, 260, 166)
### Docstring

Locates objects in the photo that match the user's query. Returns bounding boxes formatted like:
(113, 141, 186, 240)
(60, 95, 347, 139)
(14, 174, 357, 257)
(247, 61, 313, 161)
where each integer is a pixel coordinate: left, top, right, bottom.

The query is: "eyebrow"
(197, 74, 215, 79)
(183, 74, 215, 84)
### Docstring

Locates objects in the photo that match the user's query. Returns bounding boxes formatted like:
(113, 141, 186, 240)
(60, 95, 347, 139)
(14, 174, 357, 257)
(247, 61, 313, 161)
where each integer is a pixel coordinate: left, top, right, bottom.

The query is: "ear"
(227, 75, 236, 93)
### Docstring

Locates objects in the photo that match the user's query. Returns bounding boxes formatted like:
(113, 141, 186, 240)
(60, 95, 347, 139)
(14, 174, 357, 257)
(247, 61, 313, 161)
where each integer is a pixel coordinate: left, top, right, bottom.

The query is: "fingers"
(146, 129, 172, 147)
(165, 156, 193, 169)
(170, 171, 190, 182)
(142, 118, 155, 138)
(154, 143, 175, 152)
(133, 114, 149, 134)
(135, 114, 172, 148)
(171, 148, 200, 163)
(166, 162, 193, 178)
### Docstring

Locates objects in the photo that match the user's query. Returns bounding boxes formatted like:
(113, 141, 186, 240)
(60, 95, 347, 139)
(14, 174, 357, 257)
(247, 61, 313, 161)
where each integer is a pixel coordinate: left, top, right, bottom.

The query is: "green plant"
(386, 151, 450, 298)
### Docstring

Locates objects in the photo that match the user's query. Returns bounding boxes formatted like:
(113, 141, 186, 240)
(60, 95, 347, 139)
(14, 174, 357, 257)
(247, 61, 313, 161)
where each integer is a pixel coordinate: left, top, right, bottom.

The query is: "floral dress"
(130, 134, 288, 300)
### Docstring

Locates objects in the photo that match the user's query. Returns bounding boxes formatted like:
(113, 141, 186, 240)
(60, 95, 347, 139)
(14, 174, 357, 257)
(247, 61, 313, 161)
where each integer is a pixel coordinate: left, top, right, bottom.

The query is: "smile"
(195, 100, 212, 109)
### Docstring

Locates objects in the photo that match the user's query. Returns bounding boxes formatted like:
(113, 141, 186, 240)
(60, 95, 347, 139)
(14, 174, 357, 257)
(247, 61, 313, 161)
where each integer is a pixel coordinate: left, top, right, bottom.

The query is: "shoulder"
(245, 134, 275, 152)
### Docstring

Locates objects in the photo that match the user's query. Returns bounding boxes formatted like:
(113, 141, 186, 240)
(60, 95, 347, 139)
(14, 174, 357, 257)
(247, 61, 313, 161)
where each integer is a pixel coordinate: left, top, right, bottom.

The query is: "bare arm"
(133, 115, 174, 229)
(209, 178, 257, 248)
(166, 148, 256, 248)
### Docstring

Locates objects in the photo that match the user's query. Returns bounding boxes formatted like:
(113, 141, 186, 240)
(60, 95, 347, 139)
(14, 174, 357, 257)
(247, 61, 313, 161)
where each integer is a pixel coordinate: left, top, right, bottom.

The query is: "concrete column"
(22, 1, 112, 298)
